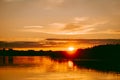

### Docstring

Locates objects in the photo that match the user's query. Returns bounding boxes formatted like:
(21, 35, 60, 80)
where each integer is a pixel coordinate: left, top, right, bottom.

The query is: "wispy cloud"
(0, 41, 41, 48)
(1, 39, 120, 49)
(48, 23, 65, 30)
(24, 26, 43, 29)
(61, 17, 106, 34)
(74, 17, 88, 23)
(22, 17, 107, 35)
(98, 29, 120, 34)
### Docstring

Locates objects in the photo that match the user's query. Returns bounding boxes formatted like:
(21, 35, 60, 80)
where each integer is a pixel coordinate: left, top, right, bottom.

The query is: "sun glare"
(68, 46, 75, 51)
(67, 46, 77, 55)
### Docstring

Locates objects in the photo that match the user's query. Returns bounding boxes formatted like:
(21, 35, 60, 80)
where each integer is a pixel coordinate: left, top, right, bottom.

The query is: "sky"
(0, 0, 120, 41)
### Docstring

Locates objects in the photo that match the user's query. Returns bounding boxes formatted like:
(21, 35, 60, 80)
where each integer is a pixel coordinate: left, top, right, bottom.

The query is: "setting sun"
(67, 46, 77, 55)
(68, 46, 75, 51)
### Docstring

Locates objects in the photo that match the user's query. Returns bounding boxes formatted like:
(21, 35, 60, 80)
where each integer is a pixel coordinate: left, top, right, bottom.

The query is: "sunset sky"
(0, 0, 120, 41)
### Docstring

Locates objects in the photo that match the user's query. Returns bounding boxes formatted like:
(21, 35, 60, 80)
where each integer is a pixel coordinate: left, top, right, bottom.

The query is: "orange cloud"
(22, 17, 107, 35)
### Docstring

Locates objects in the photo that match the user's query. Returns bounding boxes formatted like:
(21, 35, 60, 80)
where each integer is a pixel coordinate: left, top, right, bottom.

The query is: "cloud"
(48, 23, 65, 30)
(62, 23, 80, 31)
(24, 26, 43, 29)
(0, 41, 41, 48)
(1, 38, 120, 49)
(98, 29, 120, 34)
(64, 17, 87, 30)
(62, 17, 106, 34)
(22, 17, 108, 35)
(0, 40, 67, 48)
(74, 17, 88, 23)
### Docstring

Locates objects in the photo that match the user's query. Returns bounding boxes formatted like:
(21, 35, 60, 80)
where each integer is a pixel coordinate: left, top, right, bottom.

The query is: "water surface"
(0, 56, 119, 80)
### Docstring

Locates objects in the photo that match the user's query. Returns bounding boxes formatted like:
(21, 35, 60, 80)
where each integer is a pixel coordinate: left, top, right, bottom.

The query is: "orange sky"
(0, 39, 120, 51)
(0, 0, 120, 41)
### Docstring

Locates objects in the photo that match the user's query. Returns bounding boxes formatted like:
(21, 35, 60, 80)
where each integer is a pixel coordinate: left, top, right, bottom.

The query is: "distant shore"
(0, 44, 120, 73)
(0, 44, 120, 59)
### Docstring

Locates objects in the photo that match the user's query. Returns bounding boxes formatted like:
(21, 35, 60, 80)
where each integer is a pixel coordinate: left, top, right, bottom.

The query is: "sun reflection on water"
(68, 60, 73, 68)
(0, 56, 119, 80)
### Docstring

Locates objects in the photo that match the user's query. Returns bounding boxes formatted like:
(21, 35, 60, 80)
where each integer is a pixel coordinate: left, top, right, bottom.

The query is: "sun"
(67, 46, 76, 55)
(68, 46, 75, 51)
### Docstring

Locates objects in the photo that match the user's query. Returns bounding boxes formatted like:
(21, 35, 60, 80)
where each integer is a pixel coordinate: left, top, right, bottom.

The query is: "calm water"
(0, 56, 120, 80)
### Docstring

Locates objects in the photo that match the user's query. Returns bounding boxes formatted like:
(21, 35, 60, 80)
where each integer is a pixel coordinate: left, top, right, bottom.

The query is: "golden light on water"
(68, 60, 74, 68)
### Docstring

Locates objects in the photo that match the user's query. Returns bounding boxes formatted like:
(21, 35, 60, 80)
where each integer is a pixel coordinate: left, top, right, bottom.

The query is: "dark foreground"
(0, 44, 120, 73)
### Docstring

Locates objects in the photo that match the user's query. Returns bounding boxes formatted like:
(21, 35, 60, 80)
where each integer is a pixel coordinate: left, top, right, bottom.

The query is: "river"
(0, 56, 119, 80)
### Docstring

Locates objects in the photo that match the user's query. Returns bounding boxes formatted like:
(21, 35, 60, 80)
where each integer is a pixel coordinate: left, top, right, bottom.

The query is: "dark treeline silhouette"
(1, 44, 120, 60)
(0, 44, 120, 72)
